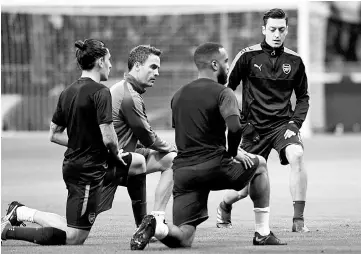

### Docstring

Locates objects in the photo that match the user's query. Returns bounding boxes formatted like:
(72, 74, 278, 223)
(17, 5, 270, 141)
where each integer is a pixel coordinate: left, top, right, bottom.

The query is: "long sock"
(6, 227, 66, 245)
(293, 201, 305, 220)
(16, 206, 37, 223)
(254, 207, 270, 236)
(127, 174, 147, 227)
(160, 234, 182, 248)
(151, 211, 169, 240)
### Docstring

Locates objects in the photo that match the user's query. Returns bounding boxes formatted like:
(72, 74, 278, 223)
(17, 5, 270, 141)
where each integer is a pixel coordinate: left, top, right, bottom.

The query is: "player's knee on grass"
(66, 227, 90, 245)
(285, 145, 304, 165)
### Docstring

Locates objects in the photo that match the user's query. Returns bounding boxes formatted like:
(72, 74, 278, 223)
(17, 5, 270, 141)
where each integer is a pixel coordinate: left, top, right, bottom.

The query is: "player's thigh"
(65, 179, 102, 232)
(136, 148, 176, 173)
(241, 136, 273, 161)
(211, 156, 260, 191)
(173, 164, 212, 227)
(273, 127, 304, 165)
(173, 188, 210, 227)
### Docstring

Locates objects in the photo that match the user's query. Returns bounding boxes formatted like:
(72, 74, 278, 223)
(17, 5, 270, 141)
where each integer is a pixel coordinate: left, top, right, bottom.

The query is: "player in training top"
(216, 8, 310, 233)
(110, 45, 177, 231)
(130, 42, 286, 250)
(1, 39, 146, 245)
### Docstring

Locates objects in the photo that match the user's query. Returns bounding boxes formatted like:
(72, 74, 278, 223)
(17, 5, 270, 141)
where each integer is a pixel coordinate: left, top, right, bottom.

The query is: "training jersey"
(111, 75, 174, 153)
(171, 78, 240, 169)
(228, 40, 309, 133)
(52, 77, 112, 181)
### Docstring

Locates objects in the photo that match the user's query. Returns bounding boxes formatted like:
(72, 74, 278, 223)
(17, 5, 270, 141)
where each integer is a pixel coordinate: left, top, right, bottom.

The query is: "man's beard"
(217, 68, 227, 85)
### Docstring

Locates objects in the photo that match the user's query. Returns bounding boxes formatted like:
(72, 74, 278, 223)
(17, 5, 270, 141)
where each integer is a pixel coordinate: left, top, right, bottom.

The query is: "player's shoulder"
(283, 47, 302, 59)
(110, 80, 125, 93)
(238, 44, 262, 57)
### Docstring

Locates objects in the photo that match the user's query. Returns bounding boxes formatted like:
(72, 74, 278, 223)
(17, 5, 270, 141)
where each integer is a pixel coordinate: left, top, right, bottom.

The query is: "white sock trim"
(253, 207, 270, 213)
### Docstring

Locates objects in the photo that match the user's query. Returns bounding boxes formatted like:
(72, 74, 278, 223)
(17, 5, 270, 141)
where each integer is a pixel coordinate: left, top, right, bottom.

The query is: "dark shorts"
(172, 154, 259, 227)
(64, 153, 132, 230)
(241, 124, 304, 165)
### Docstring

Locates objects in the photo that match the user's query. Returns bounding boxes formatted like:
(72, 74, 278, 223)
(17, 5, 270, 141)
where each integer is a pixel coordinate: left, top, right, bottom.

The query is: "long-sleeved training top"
(110, 74, 174, 153)
(228, 40, 310, 133)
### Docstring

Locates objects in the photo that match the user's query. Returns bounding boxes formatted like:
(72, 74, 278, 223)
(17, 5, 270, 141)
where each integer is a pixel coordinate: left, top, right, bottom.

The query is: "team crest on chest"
(282, 64, 291, 74)
(88, 212, 96, 224)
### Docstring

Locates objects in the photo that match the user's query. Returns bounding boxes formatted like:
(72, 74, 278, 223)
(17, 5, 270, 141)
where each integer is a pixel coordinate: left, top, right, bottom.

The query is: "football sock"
(16, 206, 37, 223)
(6, 227, 66, 245)
(254, 207, 270, 236)
(220, 200, 232, 212)
(151, 211, 169, 240)
(127, 173, 147, 227)
(293, 201, 305, 220)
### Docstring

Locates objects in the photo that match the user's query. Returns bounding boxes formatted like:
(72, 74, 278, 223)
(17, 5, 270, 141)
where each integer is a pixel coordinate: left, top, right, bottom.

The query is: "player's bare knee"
(255, 155, 267, 174)
(286, 145, 304, 165)
(66, 228, 88, 245)
(161, 151, 177, 171)
(130, 152, 146, 174)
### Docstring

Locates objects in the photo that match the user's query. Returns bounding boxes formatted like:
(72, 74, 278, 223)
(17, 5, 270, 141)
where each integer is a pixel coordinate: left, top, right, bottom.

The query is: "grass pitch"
(1, 131, 361, 253)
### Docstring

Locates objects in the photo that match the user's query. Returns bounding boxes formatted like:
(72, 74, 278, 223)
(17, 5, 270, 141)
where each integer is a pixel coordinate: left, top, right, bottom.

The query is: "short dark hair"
(74, 39, 108, 71)
(263, 8, 288, 26)
(128, 45, 162, 71)
(194, 42, 223, 70)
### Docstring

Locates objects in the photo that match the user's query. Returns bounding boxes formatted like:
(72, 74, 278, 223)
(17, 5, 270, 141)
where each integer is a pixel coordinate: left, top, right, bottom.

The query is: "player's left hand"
(117, 149, 129, 165)
(284, 121, 299, 139)
(234, 148, 254, 169)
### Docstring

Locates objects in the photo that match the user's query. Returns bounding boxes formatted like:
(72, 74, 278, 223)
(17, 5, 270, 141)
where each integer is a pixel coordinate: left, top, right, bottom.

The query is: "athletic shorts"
(241, 124, 304, 165)
(64, 153, 132, 230)
(172, 154, 259, 227)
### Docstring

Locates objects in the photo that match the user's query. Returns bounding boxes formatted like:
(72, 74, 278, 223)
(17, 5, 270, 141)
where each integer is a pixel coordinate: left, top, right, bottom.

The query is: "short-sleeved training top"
(171, 78, 240, 169)
(52, 77, 112, 177)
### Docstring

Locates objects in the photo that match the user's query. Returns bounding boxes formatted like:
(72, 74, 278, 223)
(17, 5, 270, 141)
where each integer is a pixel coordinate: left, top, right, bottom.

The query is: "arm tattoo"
(50, 121, 66, 134)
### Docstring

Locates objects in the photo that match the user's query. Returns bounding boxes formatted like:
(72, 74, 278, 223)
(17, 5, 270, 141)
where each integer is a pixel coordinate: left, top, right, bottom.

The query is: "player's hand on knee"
(117, 149, 129, 165)
(284, 121, 298, 139)
(234, 149, 254, 169)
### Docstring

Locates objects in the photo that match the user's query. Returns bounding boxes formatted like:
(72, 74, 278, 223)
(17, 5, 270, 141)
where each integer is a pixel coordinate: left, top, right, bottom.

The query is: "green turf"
(1, 131, 361, 253)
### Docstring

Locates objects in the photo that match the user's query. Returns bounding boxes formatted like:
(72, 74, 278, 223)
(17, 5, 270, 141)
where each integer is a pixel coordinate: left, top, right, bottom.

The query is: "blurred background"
(1, 1, 361, 135)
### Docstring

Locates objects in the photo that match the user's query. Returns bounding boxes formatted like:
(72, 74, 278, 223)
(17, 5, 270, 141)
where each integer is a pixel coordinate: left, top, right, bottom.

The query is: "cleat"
(216, 203, 232, 228)
(1, 217, 11, 241)
(130, 215, 156, 250)
(292, 219, 310, 233)
(5, 201, 25, 227)
(253, 231, 287, 245)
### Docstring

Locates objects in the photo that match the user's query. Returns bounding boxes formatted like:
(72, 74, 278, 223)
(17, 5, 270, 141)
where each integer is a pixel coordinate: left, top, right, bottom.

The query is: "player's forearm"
(49, 121, 68, 147)
(100, 123, 119, 158)
(292, 95, 310, 128)
(50, 132, 68, 147)
(226, 115, 243, 157)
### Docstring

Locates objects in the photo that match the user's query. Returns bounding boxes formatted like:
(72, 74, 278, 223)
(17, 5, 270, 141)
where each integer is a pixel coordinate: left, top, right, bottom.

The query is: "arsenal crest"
(88, 212, 96, 224)
(282, 64, 291, 74)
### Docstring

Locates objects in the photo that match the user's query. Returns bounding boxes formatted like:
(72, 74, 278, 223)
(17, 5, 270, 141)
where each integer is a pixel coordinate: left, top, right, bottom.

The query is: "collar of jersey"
(261, 40, 284, 57)
(124, 74, 146, 94)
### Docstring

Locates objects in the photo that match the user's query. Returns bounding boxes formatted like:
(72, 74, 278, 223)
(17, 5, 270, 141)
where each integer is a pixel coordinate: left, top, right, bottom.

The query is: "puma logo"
(254, 64, 262, 71)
